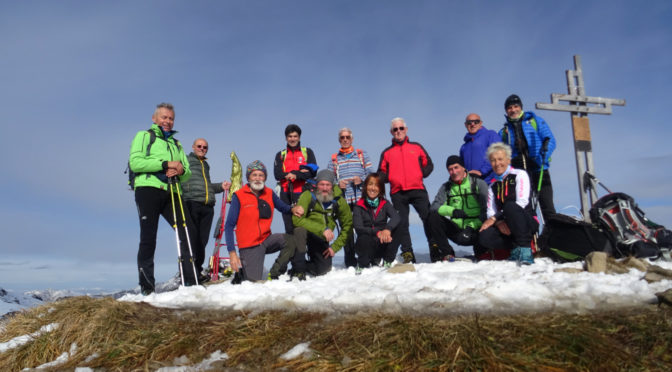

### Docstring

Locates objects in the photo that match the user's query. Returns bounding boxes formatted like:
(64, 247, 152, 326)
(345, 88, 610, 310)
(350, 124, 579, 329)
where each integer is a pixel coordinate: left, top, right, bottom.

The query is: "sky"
(3, 257, 672, 369)
(1, 0, 671, 292)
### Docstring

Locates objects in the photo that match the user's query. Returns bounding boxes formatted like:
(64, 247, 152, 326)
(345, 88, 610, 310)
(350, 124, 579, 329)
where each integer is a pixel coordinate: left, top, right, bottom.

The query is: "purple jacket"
(460, 126, 501, 184)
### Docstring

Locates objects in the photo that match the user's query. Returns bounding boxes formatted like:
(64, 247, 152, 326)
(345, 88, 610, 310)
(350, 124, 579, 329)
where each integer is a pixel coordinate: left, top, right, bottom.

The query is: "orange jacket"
(234, 184, 274, 249)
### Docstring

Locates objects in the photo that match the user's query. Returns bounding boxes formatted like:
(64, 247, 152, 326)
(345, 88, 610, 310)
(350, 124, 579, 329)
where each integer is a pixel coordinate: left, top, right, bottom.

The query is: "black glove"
(541, 138, 550, 154)
(452, 209, 468, 219)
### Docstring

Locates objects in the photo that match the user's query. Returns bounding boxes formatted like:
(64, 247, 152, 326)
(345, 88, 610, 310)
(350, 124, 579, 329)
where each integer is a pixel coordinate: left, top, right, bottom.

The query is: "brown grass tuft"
(1, 296, 671, 371)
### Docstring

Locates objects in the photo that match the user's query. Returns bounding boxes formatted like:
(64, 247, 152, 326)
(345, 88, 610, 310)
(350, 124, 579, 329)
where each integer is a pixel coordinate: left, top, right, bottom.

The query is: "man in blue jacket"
(460, 113, 501, 184)
(500, 94, 557, 221)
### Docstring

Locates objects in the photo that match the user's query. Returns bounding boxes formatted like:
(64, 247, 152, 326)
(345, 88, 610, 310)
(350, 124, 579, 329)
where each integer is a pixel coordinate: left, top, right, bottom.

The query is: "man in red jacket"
(377, 117, 434, 263)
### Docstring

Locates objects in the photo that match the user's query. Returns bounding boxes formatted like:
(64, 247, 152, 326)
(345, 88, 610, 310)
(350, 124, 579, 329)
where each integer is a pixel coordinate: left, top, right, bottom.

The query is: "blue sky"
(1, 0, 670, 291)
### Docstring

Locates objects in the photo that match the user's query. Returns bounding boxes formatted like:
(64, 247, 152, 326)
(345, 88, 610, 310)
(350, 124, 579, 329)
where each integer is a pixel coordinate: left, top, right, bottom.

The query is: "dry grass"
(1, 296, 671, 371)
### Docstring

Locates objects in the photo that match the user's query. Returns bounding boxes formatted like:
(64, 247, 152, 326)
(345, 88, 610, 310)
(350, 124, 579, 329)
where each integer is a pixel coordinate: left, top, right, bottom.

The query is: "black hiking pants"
(342, 202, 357, 268)
(355, 233, 396, 267)
(427, 211, 477, 261)
(529, 169, 556, 222)
(186, 201, 215, 274)
(135, 187, 197, 292)
(477, 201, 538, 256)
(280, 190, 302, 234)
(390, 189, 432, 256)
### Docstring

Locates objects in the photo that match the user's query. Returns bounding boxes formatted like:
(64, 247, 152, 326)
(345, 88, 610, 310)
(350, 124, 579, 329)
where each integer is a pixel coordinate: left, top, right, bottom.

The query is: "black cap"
(505, 94, 523, 110)
(446, 155, 465, 169)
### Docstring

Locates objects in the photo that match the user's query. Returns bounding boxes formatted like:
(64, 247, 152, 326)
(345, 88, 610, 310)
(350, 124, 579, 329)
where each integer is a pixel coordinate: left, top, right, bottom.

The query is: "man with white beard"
(224, 161, 304, 281)
(291, 170, 353, 277)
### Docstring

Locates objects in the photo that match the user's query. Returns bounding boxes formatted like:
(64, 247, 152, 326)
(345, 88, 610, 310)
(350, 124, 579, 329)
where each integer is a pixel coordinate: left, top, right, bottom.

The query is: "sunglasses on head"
(392, 126, 405, 132)
(465, 120, 481, 125)
(196, 145, 208, 149)
(340, 135, 351, 140)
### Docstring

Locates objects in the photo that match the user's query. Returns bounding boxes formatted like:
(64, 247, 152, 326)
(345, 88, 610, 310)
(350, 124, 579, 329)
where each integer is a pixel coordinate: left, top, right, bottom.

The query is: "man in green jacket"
(427, 155, 488, 262)
(291, 170, 353, 277)
(128, 103, 195, 295)
(182, 138, 231, 282)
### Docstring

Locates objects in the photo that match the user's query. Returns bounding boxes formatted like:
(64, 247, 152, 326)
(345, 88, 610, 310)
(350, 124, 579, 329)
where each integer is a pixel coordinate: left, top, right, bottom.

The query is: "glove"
(452, 209, 468, 219)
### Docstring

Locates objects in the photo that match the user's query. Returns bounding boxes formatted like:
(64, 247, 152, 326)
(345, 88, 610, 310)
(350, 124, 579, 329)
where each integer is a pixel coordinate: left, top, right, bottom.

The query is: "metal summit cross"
(535, 55, 625, 222)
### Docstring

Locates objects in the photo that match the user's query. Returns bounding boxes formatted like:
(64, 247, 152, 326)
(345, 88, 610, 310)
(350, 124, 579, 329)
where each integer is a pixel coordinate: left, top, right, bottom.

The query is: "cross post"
(535, 55, 625, 222)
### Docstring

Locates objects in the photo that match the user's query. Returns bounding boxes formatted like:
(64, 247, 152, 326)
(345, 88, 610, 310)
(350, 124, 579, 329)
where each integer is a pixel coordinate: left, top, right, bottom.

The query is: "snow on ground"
(120, 258, 672, 315)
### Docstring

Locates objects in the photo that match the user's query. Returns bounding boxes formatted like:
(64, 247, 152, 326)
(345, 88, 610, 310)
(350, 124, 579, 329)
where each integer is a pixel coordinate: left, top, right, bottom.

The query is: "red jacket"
(234, 184, 274, 249)
(377, 137, 433, 194)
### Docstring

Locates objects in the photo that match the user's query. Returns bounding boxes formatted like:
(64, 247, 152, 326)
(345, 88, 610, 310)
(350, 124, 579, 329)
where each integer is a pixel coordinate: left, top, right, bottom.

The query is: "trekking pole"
(174, 179, 200, 285)
(168, 178, 186, 286)
(534, 138, 551, 227)
(210, 189, 228, 281)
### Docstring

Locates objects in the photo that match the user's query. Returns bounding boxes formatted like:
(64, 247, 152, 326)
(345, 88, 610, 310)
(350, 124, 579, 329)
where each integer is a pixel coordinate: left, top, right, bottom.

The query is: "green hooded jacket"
(292, 186, 353, 253)
(128, 124, 191, 192)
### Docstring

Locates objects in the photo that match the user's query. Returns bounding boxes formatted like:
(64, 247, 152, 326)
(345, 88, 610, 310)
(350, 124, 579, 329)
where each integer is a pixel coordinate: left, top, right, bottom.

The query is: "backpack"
(538, 214, 615, 262)
(589, 192, 660, 258)
(330, 149, 365, 179)
(125, 129, 180, 189)
(280, 147, 308, 172)
(307, 192, 342, 232)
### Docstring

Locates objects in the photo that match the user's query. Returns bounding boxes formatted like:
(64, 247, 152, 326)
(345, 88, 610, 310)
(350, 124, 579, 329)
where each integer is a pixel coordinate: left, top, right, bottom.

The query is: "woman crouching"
(478, 143, 539, 264)
(352, 173, 400, 271)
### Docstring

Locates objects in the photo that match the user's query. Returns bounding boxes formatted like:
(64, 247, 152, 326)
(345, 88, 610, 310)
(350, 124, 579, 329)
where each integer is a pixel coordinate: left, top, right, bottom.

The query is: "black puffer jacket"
(352, 197, 400, 236)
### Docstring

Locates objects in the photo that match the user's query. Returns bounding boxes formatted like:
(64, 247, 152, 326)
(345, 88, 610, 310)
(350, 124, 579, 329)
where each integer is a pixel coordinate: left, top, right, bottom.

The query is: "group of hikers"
(128, 94, 557, 294)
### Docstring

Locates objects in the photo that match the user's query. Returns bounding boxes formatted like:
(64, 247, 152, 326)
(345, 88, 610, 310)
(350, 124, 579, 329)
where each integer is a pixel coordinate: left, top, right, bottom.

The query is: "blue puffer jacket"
(460, 126, 501, 183)
(500, 111, 556, 171)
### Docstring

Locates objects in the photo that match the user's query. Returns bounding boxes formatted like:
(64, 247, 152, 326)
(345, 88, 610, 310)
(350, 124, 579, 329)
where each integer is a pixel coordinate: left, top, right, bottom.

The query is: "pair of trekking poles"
(167, 177, 200, 286)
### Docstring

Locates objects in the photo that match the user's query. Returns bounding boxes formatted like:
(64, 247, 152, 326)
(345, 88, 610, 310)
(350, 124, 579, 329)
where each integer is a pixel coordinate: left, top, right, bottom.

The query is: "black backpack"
(589, 193, 660, 258)
(538, 213, 615, 262)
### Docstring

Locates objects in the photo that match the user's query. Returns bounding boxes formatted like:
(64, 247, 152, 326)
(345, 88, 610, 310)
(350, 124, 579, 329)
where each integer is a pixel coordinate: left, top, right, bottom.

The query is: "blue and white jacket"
(500, 111, 556, 172)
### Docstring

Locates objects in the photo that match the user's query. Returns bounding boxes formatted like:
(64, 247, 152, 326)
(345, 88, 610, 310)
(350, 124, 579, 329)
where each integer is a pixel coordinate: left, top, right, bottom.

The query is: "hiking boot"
(141, 288, 154, 296)
(508, 247, 521, 262)
(518, 247, 534, 265)
(290, 271, 306, 281)
(383, 261, 393, 269)
(401, 251, 416, 264)
(442, 255, 456, 262)
(267, 273, 279, 281)
(355, 267, 363, 275)
(197, 272, 210, 284)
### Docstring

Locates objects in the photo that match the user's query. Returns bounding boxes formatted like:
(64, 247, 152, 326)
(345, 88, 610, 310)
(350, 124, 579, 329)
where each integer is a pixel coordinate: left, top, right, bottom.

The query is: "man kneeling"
(225, 161, 303, 281)
(291, 170, 353, 277)
(428, 155, 488, 262)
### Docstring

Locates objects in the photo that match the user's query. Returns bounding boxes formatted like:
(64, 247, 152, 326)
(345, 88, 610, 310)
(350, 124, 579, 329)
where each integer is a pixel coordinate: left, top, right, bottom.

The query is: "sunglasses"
(339, 135, 351, 140)
(465, 120, 482, 125)
(196, 145, 208, 149)
(392, 126, 406, 132)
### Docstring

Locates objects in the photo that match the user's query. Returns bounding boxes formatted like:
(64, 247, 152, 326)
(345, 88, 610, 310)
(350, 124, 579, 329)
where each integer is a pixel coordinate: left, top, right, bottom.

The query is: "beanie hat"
(504, 94, 523, 110)
(246, 160, 267, 180)
(446, 155, 465, 169)
(315, 169, 335, 184)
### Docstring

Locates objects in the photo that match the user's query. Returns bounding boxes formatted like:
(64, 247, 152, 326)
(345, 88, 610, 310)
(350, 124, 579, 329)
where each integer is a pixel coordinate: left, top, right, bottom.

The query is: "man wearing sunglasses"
(459, 113, 501, 184)
(326, 127, 374, 268)
(378, 117, 434, 264)
(182, 138, 231, 283)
